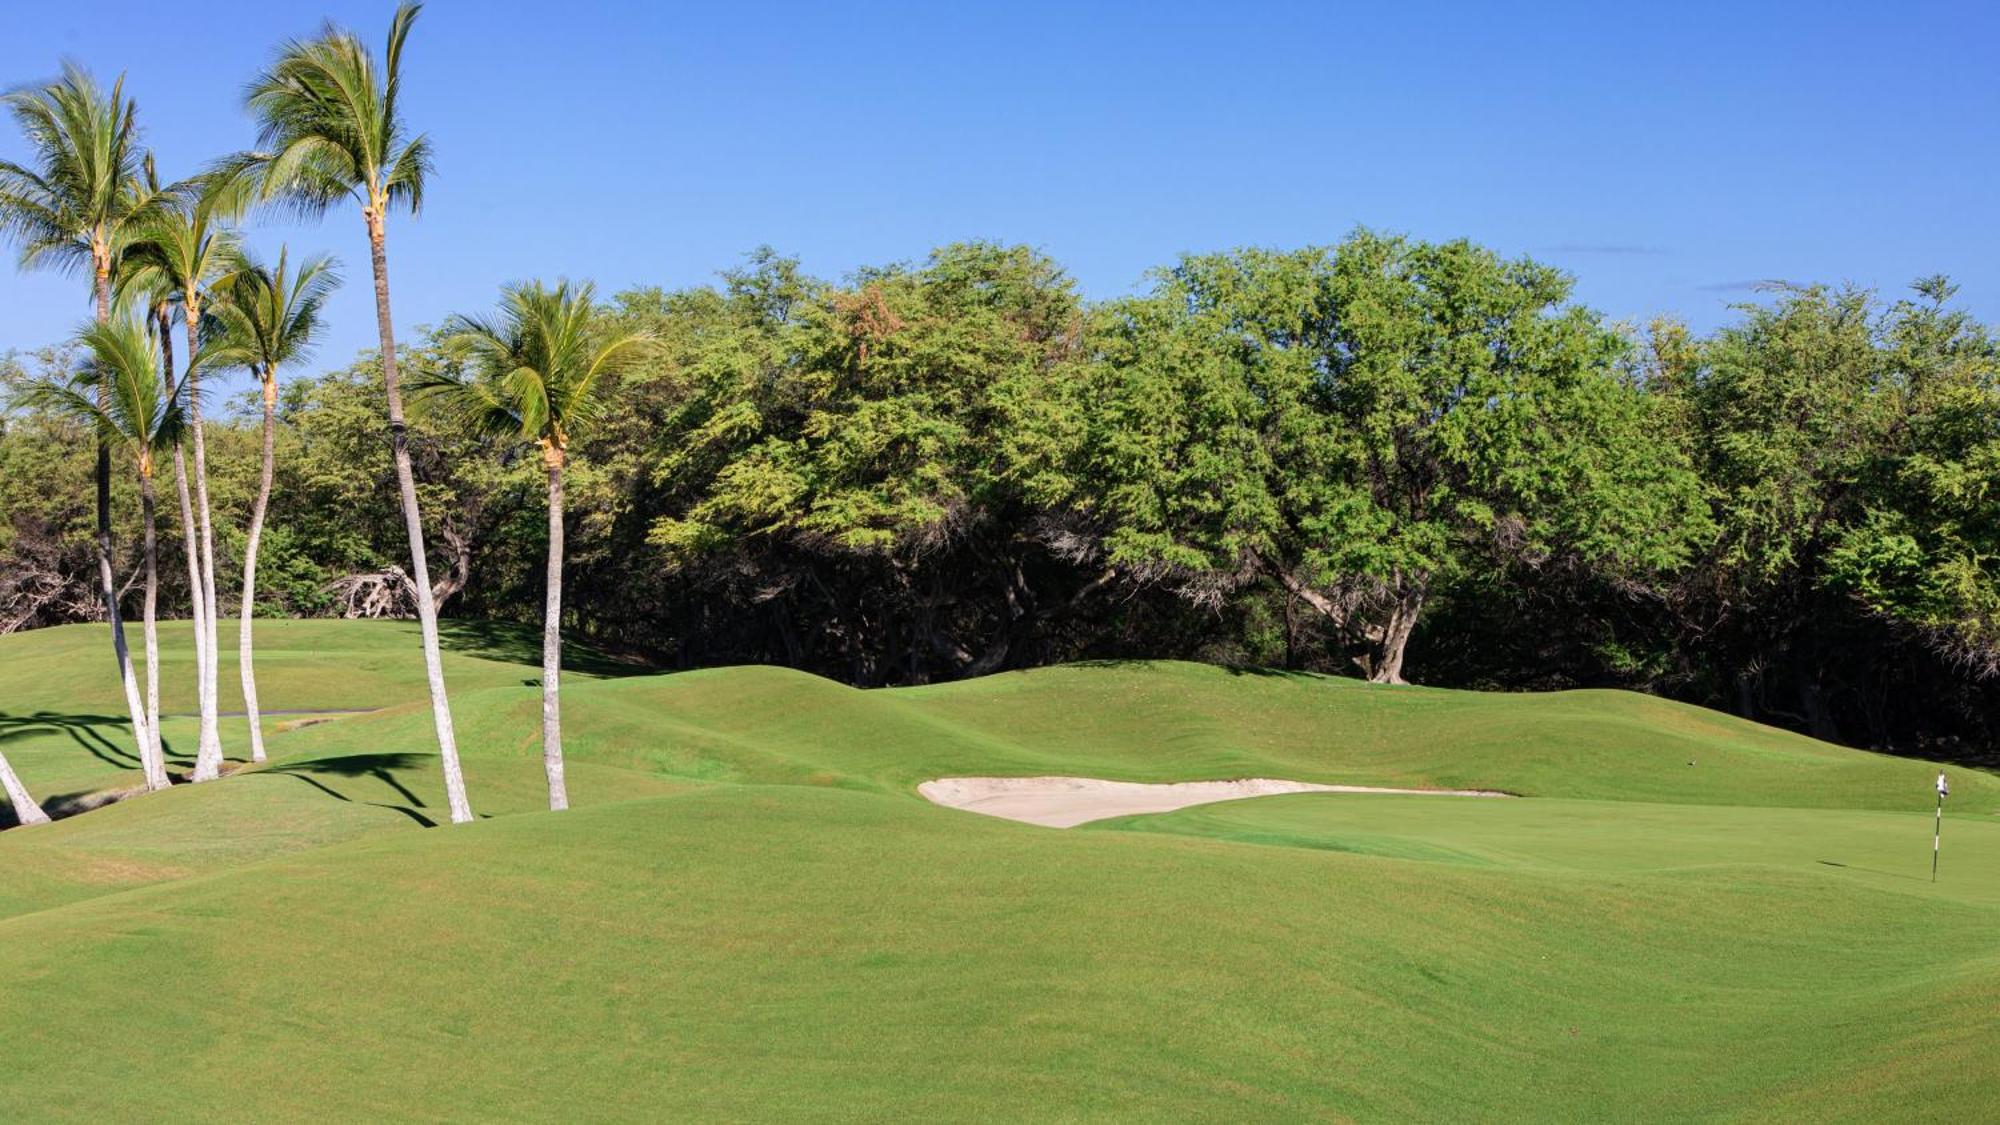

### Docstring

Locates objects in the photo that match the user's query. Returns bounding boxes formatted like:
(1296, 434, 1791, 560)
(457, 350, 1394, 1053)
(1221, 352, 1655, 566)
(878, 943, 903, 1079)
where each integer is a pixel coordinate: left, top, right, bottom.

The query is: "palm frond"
(437, 278, 653, 452)
(211, 244, 342, 377)
(383, 134, 432, 214)
(0, 63, 147, 278)
(241, 7, 426, 218)
(27, 317, 184, 459)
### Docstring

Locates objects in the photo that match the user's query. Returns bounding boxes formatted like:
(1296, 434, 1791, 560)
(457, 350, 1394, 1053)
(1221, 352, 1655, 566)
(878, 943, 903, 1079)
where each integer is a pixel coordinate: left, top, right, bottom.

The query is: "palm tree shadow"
(262, 752, 437, 827)
(0, 710, 174, 774)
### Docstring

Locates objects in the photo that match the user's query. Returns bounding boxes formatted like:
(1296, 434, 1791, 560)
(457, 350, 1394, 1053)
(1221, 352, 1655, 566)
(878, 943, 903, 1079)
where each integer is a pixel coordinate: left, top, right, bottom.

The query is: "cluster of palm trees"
(0, 3, 637, 826)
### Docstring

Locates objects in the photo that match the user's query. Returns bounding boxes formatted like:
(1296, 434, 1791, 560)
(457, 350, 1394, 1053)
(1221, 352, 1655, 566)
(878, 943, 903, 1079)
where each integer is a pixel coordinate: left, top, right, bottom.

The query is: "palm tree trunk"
(172, 443, 209, 775)
(159, 310, 216, 777)
(139, 469, 170, 791)
(92, 248, 152, 764)
(367, 207, 472, 824)
(96, 516, 152, 782)
(143, 471, 162, 767)
(0, 748, 49, 827)
(239, 371, 278, 764)
(185, 309, 226, 783)
(93, 248, 152, 769)
(541, 448, 568, 812)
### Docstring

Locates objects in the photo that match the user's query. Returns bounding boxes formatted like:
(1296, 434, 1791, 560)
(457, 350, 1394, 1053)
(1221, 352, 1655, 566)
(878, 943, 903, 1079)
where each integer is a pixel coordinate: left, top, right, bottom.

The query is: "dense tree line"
(3, 6, 1996, 823)
(8, 238, 1995, 764)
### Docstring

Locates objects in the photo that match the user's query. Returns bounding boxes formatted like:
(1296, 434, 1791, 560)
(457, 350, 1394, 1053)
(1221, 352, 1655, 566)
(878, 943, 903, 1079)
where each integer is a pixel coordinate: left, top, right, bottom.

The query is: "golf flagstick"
(1933, 771, 1949, 882)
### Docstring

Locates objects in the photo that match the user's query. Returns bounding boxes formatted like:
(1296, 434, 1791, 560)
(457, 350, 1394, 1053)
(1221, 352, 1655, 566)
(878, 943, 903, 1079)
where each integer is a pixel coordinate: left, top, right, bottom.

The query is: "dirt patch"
(918, 775, 1512, 828)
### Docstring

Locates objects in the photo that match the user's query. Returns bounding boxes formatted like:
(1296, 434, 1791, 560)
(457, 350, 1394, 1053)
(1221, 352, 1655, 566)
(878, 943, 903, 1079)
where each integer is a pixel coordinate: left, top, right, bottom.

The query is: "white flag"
(1938, 772, 1950, 798)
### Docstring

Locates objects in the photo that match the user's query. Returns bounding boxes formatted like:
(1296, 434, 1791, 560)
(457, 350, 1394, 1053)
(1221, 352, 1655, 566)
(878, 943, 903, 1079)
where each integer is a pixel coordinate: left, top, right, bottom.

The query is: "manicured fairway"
(2, 622, 1996, 1120)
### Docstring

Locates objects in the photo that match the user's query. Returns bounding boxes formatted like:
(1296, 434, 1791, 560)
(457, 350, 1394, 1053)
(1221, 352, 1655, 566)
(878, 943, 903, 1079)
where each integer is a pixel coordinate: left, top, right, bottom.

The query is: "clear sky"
(4, 0, 1997, 401)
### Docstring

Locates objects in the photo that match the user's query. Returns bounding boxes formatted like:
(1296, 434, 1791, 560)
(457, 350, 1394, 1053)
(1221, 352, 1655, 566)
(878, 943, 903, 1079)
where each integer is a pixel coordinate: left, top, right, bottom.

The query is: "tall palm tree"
(131, 250, 213, 772)
(24, 317, 190, 793)
(212, 247, 339, 763)
(422, 281, 647, 811)
(0, 64, 163, 770)
(118, 179, 241, 781)
(234, 2, 472, 823)
(124, 156, 212, 774)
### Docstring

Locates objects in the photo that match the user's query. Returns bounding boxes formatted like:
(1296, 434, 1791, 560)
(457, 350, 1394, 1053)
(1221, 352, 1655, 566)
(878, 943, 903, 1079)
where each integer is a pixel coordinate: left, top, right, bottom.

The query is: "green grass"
(2, 620, 1995, 1120)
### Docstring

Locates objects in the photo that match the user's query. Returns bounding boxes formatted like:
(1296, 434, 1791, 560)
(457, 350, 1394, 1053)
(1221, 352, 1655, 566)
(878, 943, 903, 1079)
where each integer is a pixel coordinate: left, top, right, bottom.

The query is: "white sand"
(917, 775, 1511, 828)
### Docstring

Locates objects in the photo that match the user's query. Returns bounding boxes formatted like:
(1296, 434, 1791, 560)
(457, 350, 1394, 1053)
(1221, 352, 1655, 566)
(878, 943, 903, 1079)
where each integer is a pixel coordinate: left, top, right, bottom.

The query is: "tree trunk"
(0, 747, 48, 827)
(541, 446, 568, 812)
(171, 443, 211, 773)
(138, 468, 170, 791)
(1368, 584, 1426, 685)
(369, 207, 472, 824)
(239, 371, 278, 763)
(160, 310, 215, 773)
(142, 465, 161, 768)
(186, 305, 226, 782)
(95, 504, 153, 780)
(92, 245, 152, 768)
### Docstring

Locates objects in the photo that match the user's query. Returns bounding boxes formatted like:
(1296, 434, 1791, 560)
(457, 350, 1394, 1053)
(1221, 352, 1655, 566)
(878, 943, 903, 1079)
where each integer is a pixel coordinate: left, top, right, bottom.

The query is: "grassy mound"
(1, 621, 1994, 1119)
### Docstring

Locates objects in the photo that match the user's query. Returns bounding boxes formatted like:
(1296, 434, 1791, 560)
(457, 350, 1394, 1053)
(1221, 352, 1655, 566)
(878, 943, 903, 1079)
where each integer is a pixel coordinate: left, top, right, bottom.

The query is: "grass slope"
(0, 618, 642, 802)
(1, 621, 1995, 1120)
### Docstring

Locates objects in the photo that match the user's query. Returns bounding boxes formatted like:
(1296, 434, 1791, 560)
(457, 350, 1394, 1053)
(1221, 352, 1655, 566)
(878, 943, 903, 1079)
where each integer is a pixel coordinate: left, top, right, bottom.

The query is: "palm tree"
(120, 157, 219, 778)
(0, 64, 163, 769)
(422, 281, 647, 811)
(212, 247, 339, 763)
(24, 317, 189, 793)
(130, 248, 213, 774)
(118, 179, 241, 782)
(234, 2, 473, 823)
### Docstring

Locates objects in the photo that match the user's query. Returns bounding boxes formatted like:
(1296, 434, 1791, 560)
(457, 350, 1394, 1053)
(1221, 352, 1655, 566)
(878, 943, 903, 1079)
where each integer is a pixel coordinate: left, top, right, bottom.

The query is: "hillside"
(2, 621, 1996, 1120)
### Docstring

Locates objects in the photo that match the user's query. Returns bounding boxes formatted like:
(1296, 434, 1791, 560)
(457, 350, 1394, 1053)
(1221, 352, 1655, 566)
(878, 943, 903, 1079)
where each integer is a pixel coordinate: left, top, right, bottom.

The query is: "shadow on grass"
(1816, 859, 1924, 883)
(261, 752, 438, 827)
(435, 619, 656, 678)
(0, 747, 440, 831)
(0, 710, 197, 774)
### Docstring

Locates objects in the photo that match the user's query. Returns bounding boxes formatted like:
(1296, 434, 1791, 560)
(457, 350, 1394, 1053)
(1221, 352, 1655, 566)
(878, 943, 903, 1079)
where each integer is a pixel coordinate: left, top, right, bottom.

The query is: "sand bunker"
(918, 775, 1511, 828)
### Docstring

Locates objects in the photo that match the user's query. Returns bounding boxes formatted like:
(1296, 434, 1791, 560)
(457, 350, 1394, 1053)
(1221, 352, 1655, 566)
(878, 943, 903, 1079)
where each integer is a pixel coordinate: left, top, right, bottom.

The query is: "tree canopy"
(4, 234, 1997, 761)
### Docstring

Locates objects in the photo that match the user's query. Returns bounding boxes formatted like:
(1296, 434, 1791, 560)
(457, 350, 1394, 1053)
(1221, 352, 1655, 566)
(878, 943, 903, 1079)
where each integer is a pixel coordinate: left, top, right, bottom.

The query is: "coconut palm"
(122, 158, 213, 775)
(0, 64, 165, 769)
(233, 2, 472, 822)
(118, 179, 242, 781)
(212, 247, 339, 763)
(23, 317, 191, 793)
(129, 246, 213, 773)
(421, 281, 646, 811)
(120, 156, 220, 779)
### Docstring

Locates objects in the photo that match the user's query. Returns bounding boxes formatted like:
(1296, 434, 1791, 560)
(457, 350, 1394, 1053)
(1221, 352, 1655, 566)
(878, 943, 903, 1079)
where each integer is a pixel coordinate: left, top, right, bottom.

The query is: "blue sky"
(4, 0, 1997, 401)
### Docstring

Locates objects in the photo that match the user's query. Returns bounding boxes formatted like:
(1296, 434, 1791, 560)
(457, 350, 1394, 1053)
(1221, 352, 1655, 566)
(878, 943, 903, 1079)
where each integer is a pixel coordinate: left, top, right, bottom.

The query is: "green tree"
(1083, 232, 1708, 683)
(235, 2, 471, 822)
(1674, 285, 1897, 729)
(24, 317, 191, 792)
(647, 243, 1091, 681)
(420, 280, 647, 811)
(1836, 279, 2000, 677)
(0, 64, 164, 766)
(1669, 280, 2000, 730)
(212, 247, 339, 763)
